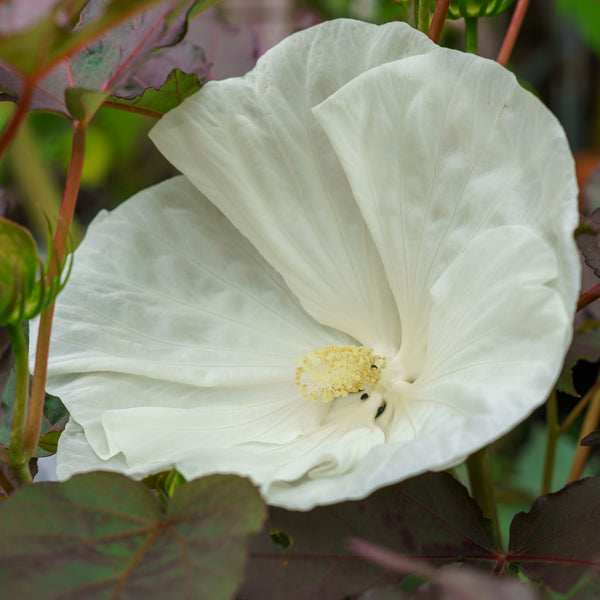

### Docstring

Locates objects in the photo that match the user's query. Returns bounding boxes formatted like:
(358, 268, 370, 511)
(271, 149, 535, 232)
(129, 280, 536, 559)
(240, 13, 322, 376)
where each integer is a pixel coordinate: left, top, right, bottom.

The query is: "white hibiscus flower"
(37, 19, 580, 510)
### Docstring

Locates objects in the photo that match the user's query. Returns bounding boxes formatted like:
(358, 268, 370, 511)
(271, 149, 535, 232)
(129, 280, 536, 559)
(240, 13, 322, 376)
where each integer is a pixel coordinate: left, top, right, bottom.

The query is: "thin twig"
(497, 0, 530, 67)
(428, 0, 451, 43)
(558, 378, 600, 435)
(567, 386, 600, 483)
(541, 391, 558, 495)
(577, 282, 600, 312)
(23, 120, 88, 459)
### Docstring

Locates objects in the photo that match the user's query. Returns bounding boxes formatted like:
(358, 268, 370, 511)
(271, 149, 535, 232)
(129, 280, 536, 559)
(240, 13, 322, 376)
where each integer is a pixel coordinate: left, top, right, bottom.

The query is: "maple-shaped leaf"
(0, 472, 266, 598)
(111, 5, 259, 100)
(239, 472, 501, 600)
(508, 477, 600, 593)
(0, 0, 201, 119)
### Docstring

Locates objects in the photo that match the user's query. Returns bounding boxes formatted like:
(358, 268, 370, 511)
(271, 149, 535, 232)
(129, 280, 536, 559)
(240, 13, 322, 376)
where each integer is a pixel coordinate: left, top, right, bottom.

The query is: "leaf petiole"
(6, 323, 32, 484)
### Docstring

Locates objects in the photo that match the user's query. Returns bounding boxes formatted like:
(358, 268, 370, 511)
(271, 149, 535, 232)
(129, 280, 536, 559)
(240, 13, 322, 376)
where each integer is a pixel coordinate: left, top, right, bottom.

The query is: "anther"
(295, 345, 386, 403)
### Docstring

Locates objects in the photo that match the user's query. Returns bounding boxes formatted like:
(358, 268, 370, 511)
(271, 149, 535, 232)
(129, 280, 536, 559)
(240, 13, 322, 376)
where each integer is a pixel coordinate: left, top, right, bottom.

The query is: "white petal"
(386, 226, 568, 444)
(267, 227, 572, 509)
(41, 176, 349, 385)
(150, 20, 437, 351)
(314, 48, 580, 379)
(56, 374, 386, 498)
(42, 176, 352, 470)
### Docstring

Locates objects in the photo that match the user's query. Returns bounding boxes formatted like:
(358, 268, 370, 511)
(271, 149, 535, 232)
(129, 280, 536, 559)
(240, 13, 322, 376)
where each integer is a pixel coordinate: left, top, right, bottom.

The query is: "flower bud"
(447, 0, 515, 19)
(0, 217, 70, 326)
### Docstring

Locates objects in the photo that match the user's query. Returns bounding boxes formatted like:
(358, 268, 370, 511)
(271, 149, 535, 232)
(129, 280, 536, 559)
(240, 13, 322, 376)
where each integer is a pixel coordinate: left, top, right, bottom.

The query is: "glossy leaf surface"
(508, 477, 600, 592)
(0, 472, 266, 598)
(240, 472, 500, 600)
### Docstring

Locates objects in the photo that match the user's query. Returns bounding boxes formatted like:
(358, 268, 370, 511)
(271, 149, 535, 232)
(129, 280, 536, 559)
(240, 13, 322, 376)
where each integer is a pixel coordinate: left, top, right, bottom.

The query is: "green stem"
(541, 390, 558, 495)
(406, 0, 418, 28)
(418, 0, 431, 34)
(467, 446, 500, 545)
(6, 323, 32, 483)
(23, 120, 88, 460)
(428, 0, 452, 43)
(465, 17, 478, 54)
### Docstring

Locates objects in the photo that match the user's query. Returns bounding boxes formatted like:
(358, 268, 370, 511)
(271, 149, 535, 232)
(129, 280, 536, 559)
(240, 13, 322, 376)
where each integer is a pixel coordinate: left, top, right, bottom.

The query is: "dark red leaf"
(239, 472, 501, 600)
(581, 430, 600, 446)
(508, 477, 600, 592)
(0, 472, 266, 598)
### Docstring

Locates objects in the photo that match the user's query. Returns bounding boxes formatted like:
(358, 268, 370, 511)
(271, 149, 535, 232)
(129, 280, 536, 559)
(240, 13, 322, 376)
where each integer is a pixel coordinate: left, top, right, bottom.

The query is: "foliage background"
(2, 0, 600, 597)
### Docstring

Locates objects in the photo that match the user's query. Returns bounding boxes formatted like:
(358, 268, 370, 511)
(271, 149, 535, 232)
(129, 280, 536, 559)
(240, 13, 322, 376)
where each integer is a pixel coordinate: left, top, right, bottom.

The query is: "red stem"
(497, 0, 530, 67)
(23, 120, 88, 459)
(577, 282, 600, 312)
(428, 0, 451, 44)
(0, 77, 34, 162)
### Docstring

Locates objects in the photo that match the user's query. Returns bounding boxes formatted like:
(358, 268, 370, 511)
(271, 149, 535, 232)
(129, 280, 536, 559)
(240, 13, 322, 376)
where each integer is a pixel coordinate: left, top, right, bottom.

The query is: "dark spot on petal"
(375, 402, 387, 419)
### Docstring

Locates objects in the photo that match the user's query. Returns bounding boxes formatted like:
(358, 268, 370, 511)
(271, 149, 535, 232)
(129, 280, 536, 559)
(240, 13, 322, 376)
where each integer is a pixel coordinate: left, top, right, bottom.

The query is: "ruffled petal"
(266, 226, 571, 509)
(150, 19, 438, 352)
(314, 48, 579, 379)
(56, 375, 386, 499)
(40, 176, 353, 472)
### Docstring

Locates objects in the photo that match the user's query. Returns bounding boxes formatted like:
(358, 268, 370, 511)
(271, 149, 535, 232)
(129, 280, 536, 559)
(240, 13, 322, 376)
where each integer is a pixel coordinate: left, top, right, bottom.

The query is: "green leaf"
(241, 472, 500, 600)
(105, 68, 201, 117)
(0, 217, 39, 326)
(37, 429, 62, 454)
(0, 472, 266, 598)
(64, 87, 111, 121)
(0, 0, 89, 74)
(508, 477, 600, 592)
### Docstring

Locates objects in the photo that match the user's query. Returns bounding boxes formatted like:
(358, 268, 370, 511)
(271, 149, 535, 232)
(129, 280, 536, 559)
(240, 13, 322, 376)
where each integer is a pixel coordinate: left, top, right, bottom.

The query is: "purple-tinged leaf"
(106, 68, 201, 117)
(581, 429, 600, 446)
(351, 539, 540, 600)
(0, 472, 266, 598)
(239, 472, 501, 600)
(0, 0, 188, 75)
(0, 0, 197, 119)
(115, 5, 259, 95)
(508, 477, 600, 592)
(578, 234, 600, 280)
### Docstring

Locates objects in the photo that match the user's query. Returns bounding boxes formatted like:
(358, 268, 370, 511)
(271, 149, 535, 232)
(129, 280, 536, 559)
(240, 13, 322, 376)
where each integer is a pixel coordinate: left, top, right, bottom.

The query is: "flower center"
(295, 345, 386, 403)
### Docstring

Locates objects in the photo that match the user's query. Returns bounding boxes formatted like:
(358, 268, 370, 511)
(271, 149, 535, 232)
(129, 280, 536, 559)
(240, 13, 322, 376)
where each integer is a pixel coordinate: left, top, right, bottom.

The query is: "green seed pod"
(0, 217, 70, 327)
(447, 0, 515, 19)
